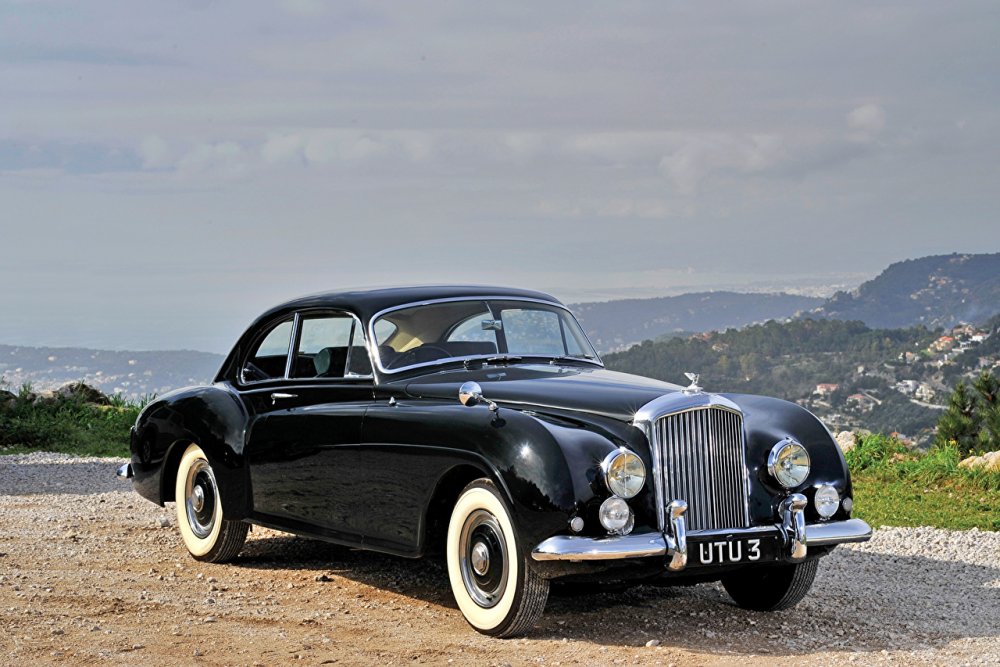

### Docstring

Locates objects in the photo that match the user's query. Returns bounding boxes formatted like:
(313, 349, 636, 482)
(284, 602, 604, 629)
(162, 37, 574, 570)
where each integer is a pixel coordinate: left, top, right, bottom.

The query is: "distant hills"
(0, 345, 224, 399)
(810, 253, 1000, 330)
(573, 253, 1000, 352)
(604, 314, 1000, 445)
(571, 292, 823, 352)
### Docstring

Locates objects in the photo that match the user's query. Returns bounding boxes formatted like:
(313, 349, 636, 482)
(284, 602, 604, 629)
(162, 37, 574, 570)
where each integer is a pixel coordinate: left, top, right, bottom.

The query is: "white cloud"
(846, 104, 886, 141)
(261, 133, 305, 164)
(138, 135, 171, 169)
(658, 134, 787, 195)
(176, 141, 247, 177)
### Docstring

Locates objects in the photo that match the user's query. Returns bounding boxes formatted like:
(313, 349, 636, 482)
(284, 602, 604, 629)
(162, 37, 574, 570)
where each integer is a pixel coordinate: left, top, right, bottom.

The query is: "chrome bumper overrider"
(531, 515, 873, 567)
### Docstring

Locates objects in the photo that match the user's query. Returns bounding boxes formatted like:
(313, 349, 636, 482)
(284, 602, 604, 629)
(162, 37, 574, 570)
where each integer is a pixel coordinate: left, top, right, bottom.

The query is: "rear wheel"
(174, 444, 248, 563)
(721, 559, 819, 611)
(446, 479, 549, 637)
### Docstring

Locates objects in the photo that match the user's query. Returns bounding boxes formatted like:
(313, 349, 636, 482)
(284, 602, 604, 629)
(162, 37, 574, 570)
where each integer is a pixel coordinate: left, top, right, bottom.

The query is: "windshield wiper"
(465, 355, 524, 369)
(548, 355, 599, 365)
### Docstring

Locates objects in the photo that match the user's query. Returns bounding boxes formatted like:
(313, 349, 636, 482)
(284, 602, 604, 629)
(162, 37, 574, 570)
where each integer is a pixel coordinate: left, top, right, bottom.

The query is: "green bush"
(0, 384, 143, 457)
(844, 433, 910, 471)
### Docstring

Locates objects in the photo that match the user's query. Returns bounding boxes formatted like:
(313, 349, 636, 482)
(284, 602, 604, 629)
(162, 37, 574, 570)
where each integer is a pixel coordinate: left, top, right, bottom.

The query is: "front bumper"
(532, 517, 872, 568)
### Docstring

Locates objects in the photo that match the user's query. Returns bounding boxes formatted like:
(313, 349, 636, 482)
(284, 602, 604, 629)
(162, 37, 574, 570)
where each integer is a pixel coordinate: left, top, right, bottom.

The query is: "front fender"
(131, 384, 252, 519)
(725, 393, 853, 524)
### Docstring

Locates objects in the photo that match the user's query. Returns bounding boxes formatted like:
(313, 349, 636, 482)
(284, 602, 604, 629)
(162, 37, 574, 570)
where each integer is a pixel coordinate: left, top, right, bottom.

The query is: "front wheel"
(446, 479, 549, 637)
(721, 558, 819, 611)
(174, 444, 248, 563)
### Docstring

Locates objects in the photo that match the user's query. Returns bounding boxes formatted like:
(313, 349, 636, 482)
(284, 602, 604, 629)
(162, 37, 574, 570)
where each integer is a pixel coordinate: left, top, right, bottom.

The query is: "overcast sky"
(2, 1, 999, 352)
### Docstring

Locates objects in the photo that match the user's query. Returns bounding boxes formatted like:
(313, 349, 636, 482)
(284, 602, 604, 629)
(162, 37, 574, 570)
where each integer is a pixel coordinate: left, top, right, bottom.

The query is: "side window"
(242, 319, 293, 383)
(292, 314, 372, 379)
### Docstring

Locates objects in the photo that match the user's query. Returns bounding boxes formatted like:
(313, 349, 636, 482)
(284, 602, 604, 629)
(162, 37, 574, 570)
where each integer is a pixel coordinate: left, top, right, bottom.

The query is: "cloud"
(260, 133, 305, 164)
(846, 104, 886, 141)
(138, 135, 171, 169)
(658, 134, 787, 195)
(176, 141, 247, 177)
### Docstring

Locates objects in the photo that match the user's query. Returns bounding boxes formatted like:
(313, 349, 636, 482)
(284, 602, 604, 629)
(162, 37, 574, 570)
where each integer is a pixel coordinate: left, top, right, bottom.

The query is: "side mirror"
(459, 381, 498, 412)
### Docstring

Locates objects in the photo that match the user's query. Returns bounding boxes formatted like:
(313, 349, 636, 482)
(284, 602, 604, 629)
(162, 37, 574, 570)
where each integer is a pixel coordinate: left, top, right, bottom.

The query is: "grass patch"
(0, 383, 142, 458)
(848, 433, 1000, 531)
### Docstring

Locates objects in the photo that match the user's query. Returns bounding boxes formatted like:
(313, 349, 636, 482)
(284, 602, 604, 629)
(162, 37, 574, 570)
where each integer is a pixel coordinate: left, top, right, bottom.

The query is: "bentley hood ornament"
(683, 372, 702, 394)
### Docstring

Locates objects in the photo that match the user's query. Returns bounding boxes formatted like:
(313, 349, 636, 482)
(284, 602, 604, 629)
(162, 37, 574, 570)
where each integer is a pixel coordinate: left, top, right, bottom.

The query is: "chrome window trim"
(238, 309, 376, 387)
(367, 295, 604, 375)
(632, 393, 749, 533)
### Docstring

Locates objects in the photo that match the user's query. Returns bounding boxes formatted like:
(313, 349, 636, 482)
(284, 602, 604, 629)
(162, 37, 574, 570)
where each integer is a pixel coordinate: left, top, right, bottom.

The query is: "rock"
(645, 639, 660, 647)
(836, 431, 857, 453)
(0, 389, 16, 406)
(960, 451, 1000, 471)
(55, 382, 110, 405)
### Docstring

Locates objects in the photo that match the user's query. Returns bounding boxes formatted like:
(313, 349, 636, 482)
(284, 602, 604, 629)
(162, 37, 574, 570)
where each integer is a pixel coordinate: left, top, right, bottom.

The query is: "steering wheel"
(385, 345, 452, 369)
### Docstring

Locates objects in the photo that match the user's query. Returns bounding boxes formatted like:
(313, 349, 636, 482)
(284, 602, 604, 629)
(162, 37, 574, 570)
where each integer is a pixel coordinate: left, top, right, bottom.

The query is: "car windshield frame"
(368, 296, 603, 375)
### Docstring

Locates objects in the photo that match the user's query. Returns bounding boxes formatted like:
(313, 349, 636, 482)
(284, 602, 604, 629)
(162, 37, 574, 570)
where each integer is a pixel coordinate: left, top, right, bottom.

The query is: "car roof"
(259, 285, 564, 323)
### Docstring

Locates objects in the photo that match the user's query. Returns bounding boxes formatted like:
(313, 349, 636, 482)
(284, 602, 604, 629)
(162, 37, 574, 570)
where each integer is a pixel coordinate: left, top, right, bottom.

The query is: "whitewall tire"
(174, 444, 248, 563)
(446, 479, 549, 637)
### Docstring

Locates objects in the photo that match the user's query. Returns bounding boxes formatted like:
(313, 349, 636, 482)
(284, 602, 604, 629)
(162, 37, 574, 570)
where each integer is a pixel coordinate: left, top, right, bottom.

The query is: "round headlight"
(814, 484, 840, 519)
(599, 496, 633, 535)
(768, 438, 811, 488)
(602, 449, 646, 499)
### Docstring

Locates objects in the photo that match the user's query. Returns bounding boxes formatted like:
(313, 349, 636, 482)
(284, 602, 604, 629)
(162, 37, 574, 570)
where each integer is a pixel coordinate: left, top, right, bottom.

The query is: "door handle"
(270, 392, 298, 404)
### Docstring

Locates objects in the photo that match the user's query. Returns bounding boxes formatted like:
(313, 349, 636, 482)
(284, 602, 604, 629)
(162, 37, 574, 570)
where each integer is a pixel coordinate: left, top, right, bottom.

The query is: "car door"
(240, 310, 375, 543)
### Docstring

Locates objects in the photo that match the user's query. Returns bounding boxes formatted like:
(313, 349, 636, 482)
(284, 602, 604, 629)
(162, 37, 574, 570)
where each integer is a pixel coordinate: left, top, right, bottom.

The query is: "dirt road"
(1, 454, 998, 666)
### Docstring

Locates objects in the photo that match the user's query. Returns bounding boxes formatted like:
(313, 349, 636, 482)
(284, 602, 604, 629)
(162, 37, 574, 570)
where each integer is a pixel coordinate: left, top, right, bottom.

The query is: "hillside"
(810, 252, 1000, 329)
(604, 316, 1000, 444)
(571, 291, 823, 353)
(0, 345, 224, 399)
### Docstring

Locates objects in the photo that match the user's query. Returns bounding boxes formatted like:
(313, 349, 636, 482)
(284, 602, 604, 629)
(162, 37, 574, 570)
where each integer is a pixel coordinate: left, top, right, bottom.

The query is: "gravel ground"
(1, 452, 998, 666)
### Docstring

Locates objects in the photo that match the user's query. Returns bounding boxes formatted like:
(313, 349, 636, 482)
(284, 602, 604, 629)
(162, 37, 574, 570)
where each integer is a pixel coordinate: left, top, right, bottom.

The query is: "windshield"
(371, 299, 600, 373)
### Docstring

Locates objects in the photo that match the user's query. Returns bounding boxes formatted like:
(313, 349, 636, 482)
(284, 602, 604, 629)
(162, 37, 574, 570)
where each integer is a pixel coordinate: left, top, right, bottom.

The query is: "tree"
(934, 381, 979, 456)
(972, 370, 1000, 451)
(935, 370, 1000, 456)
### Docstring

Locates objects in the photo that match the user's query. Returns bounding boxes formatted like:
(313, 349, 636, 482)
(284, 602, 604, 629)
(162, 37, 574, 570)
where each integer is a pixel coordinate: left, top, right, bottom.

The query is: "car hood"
(402, 364, 686, 422)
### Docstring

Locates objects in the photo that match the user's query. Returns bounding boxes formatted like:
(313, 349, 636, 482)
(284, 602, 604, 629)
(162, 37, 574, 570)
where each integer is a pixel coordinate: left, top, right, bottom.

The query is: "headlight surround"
(814, 484, 840, 519)
(768, 438, 811, 488)
(602, 449, 646, 499)
(599, 496, 633, 535)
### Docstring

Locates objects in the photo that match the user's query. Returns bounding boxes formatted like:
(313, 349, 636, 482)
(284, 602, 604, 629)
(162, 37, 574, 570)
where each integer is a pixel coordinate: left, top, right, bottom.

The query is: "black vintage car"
(120, 286, 871, 637)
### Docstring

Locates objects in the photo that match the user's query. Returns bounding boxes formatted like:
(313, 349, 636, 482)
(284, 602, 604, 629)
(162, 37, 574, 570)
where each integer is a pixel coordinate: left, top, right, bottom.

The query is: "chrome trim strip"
(806, 518, 873, 546)
(531, 518, 873, 562)
(531, 531, 668, 561)
(367, 296, 604, 375)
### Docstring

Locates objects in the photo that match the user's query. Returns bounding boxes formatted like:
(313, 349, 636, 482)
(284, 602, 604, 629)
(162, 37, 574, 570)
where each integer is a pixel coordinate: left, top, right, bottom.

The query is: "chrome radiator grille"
(654, 407, 750, 532)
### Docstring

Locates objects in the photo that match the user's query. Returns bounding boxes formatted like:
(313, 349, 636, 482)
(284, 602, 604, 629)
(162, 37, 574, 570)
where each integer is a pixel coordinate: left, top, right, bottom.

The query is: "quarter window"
(291, 314, 373, 379)
(242, 319, 293, 383)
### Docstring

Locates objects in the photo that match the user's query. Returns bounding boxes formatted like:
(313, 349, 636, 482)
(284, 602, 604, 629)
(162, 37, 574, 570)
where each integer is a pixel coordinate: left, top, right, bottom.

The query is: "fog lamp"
(599, 497, 633, 535)
(814, 485, 840, 519)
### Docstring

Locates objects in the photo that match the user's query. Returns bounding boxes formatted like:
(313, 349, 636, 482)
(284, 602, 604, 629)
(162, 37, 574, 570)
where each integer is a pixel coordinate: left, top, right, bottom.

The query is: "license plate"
(689, 534, 779, 567)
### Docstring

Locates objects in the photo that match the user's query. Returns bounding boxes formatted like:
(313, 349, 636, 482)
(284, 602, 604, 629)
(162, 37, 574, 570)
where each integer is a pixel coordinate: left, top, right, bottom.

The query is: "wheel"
(446, 479, 549, 637)
(174, 443, 248, 563)
(721, 559, 819, 611)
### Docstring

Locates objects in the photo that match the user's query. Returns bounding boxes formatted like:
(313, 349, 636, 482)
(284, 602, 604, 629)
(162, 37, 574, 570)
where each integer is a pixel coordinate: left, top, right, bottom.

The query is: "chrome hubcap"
(184, 459, 218, 539)
(191, 485, 205, 512)
(471, 541, 490, 575)
(459, 509, 508, 608)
